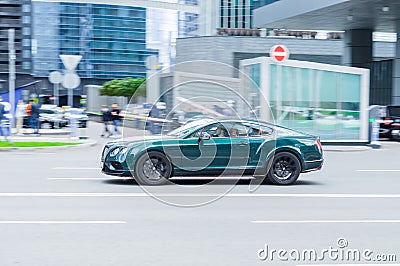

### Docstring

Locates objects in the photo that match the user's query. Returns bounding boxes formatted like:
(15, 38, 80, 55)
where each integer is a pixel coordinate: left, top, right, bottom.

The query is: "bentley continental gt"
(101, 119, 323, 185)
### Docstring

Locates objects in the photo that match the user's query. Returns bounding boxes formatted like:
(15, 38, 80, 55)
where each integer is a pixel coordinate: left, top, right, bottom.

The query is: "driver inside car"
(229, 128, 238, 137)
(213, 125, 228, 137)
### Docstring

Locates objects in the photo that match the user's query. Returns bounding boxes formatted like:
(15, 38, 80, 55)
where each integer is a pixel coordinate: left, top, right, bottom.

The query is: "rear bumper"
(303, 159, 324, 173)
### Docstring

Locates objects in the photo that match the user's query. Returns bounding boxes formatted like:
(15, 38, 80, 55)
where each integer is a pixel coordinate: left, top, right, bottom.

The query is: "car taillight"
(392, 123, 400, 127)
(315, 139, 323, 153)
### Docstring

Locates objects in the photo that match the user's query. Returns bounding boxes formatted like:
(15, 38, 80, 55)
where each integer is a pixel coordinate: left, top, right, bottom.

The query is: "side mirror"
(199, 132, 211, 141)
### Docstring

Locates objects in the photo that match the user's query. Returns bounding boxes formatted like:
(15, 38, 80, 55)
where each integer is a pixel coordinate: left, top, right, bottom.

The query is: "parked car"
(23, 107, 68, 129)
(378, 106, 400, 140)
(101, 119, 323, 186)
(63, 108, 89, 128)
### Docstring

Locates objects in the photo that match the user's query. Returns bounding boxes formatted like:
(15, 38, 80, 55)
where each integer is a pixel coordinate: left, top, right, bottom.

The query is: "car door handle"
(237, 142, 249, 146)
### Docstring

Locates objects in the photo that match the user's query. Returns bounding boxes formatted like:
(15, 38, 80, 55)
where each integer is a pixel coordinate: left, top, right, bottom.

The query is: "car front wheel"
(134, 151, 172, 186)
(267, 152, 301, 185)
(41, 122, 53, 129)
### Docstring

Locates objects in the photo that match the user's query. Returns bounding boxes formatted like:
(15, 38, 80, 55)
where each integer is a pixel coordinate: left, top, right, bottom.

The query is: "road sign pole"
(68, 88, 73, 107)
(8, 29, 16, 129)
(55, 83, 59, 106)
(269, 45, 289, 123)
(277, 63, 282, 122)
(49, 71, 63, 107)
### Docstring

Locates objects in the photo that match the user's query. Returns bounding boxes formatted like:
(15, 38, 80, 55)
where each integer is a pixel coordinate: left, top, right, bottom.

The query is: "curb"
(11, 130, 71, 136)
(0, 139, 97, 152)
(322, 146, 373, 152)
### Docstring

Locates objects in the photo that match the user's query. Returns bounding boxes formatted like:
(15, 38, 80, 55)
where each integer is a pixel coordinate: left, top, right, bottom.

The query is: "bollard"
(70, 116, 79, 140)
(370, 121, 380, 148)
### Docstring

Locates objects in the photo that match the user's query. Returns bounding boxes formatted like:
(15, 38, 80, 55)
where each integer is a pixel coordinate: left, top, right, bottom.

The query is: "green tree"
(100, 77, 146, 99)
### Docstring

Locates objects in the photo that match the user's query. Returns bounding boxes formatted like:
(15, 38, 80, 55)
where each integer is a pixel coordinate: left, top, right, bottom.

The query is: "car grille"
(101, 146, 109, 162)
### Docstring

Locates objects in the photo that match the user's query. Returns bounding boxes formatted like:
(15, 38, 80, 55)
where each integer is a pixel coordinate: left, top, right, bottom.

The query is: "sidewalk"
(0, 124, 95, 148)
(11, 128, 70, 136)
(4, 121, 395, 152)
(322, 145, 373, 152)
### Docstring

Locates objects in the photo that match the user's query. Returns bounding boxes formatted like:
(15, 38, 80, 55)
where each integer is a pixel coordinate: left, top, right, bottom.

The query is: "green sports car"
(101, 119, 323, 185)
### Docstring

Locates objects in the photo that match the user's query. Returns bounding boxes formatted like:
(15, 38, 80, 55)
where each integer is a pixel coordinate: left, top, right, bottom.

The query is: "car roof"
(181, 118, 316, 138)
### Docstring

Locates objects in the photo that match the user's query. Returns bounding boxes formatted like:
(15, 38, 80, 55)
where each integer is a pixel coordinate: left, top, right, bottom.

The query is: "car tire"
(41, 122, 53, 129)
(267, 152, 301, 185)
(134, 151, 172, 186)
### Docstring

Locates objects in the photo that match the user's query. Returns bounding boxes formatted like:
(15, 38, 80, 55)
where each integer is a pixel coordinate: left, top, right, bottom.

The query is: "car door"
(227, 123, 251, 169)
(244, 123, 276, 168)
(178, 123, 232, 172)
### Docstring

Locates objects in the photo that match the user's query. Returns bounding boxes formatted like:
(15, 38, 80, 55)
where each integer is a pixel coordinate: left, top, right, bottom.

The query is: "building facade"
(32, 1, 153, 82)
(146, 0, 199, 69)
(253, 0, 400, 105)
(0, 0, 33, 92)
(198, 0, 279, 36)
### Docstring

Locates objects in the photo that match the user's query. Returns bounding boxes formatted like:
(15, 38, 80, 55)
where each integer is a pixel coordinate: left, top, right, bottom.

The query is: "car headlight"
(110, 147, 120, 157)
(120, 147, 128, 155)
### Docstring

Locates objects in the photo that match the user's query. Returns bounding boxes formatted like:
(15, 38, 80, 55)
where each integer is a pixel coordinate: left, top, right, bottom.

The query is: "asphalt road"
(0, 122, 400, 266)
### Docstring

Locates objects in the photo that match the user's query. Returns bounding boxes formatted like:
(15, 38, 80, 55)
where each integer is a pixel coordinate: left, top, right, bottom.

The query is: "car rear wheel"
(134, 151, 172, 186)
(267, 152, 301, 185)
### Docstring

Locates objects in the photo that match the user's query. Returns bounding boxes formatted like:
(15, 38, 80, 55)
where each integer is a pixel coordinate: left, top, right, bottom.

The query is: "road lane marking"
(297, 264, 400, 266)
(0, 193, 400, 198)
(357, 169, 400, 172)
(252, 220, 400, 224)
(47, 177, 253, 181)
(8, 152, 56, 155)
(48, 177, 131, 180)
(52, 167, 100, 170)
(0, 221, 126, 224)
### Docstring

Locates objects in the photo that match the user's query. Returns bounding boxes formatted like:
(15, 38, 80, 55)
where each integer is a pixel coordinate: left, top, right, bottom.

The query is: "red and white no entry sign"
(270, 45, 290, 63)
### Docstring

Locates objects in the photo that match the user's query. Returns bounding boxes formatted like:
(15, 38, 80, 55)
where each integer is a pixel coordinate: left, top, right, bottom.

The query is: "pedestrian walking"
(30, 100, 41, 135)
(15, 100, 25, 135)
(0, 97, 6, 141)
(111, 103, 122, 137)
(25, 100, 33, 130)
(100, 105, 112, 138)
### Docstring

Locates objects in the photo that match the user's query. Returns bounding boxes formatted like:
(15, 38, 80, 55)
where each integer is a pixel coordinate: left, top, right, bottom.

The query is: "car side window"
(188, 123, 229, 138)
(245, 124, 274, 137)
(229, 123, 249, 137)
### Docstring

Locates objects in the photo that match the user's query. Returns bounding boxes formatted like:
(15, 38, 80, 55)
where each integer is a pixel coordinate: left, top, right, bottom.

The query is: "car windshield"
(167, 119, 212, 137)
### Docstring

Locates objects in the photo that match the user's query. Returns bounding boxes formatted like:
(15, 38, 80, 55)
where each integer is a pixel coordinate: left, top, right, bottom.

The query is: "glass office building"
(241, 57, 370, 142)
(33, 1, 198, 80)
(0, 0, 32, 74)
(147, 0, 199, 69)
(179, 0, 199, 37)
(219, 0, 279, 29)
(32, 2, 154, 80)
(252, 0, 280, 9)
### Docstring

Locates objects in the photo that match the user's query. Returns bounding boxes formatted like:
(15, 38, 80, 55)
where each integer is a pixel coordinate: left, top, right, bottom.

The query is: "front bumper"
(101, 162, 131, 177)
(101, 145, 132, 177)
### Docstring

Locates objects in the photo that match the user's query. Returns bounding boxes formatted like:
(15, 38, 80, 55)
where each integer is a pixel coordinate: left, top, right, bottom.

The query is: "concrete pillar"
(392, 20, 400, 105)
(343, 29, 373, 67)
(146, 55, 160, 104)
